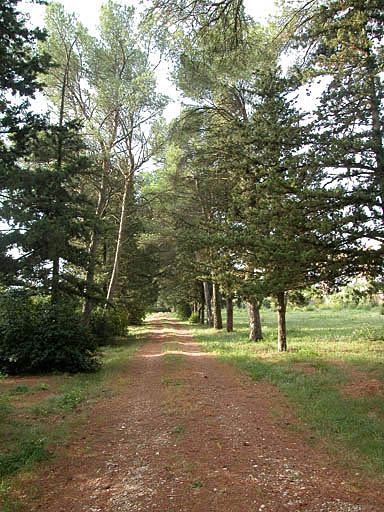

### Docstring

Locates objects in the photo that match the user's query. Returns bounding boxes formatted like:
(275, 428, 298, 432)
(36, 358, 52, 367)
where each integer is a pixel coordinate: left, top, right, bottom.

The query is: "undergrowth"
(0, 325, 146, 511)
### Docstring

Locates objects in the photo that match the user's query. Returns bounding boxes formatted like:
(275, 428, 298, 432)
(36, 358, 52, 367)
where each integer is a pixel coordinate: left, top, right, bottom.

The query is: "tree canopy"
(0, 0, 383, 373)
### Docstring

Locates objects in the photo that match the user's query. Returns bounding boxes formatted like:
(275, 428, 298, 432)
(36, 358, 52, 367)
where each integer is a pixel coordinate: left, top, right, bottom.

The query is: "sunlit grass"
(189, 306, 384, 478)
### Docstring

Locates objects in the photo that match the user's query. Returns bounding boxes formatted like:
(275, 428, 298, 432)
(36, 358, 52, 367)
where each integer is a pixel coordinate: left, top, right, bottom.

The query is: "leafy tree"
(217, 61, 374, 350)
(0, 1, 95, 302)
(163, 12, 374, 350)
(42, 1, 167, 316)
(2, 121, 93, 297)
(145, 0, 248, 49)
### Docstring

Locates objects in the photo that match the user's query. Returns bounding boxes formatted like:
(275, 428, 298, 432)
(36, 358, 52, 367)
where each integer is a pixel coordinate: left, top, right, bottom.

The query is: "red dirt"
(25, 315, 384, 512)
(342, 379, 383, 397)
(333, 362, 384, 398)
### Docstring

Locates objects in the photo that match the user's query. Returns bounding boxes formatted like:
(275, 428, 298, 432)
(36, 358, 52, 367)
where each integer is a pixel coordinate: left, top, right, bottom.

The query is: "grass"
(0, 325, 146, 511)
(189, 306, 384, 478)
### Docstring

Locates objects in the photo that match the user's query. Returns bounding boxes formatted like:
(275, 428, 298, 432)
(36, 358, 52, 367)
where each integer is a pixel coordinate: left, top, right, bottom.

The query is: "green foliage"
(30, 388, 86, 416)
(42, 2, 167, 312)
(288, 291, 310, 308)
(0, 439, 51, 478)
(8, 385, 29, 395)
(171, 424, 185, 434)
(0, 120, 93, 297)
(188, 312, 200, 324)
(0, 0, 50, 156)
(289, 0, 384, 260)
(0, 290, 99, 374)
(176, 302, 192, 321)
(90, 306, 129, 346)
(126, 303, 147, 326)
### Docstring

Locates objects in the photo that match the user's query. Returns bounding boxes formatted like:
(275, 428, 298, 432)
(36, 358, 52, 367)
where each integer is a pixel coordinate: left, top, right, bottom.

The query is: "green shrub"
(0, 290, 99, 375)
(126, 303, 146, 325)
(288, 291, 310, 307)
(176, 302, 192, 321)
(90, 306, 129, 345)
(188, 312, 200, 324)
(262, 298, 271, 309)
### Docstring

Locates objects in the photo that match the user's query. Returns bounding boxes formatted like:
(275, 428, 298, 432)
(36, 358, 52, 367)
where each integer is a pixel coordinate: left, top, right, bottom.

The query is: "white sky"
(22, 0, 276, 32)
(21, 0, 277, 120)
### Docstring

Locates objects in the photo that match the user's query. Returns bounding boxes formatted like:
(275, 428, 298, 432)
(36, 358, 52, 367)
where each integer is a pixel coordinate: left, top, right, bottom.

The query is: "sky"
(21, 0, 277, 120)
(23, 0, 277, 32)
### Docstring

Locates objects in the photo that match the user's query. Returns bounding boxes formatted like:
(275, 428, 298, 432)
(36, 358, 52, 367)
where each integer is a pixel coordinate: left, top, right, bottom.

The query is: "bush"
(262, 298, 271, 309)
(90, 306, 129, 346)
(188, 312, 200, 324)
(0, 290, 100, 375)
(288, 291, 310, 307)
(126, 303, 147, 325)
(176, 302, 192, 321)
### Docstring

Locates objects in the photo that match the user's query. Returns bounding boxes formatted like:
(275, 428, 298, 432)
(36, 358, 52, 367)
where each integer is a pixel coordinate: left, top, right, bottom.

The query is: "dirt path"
(28, 315, 383, 512)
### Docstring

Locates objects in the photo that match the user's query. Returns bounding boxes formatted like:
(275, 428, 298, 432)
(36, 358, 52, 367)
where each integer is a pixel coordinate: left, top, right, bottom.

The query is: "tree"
(0, 0, 50, 134)
(219, 60, 372, 350)
(286, 0, 384, 246)
(42, 1, 167, 315)
(0, 0, 72, 293)
(0, 121, 93, 299)
(168, 12, 371, 350)
(145, 0, 248, 50)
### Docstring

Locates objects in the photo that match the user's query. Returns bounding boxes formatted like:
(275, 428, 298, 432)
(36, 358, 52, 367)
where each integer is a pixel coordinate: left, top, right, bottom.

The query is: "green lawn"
(189, 306, 384, 478)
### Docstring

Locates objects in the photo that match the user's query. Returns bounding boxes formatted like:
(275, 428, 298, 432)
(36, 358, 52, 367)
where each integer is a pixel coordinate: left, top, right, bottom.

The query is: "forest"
(0, 0, 384, 375)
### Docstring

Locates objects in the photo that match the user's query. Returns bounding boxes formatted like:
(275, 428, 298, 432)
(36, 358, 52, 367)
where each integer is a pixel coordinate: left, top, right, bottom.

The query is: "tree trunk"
(200, 282, 205, 324)
(82, 172, 109, 322)
(106, 173, 133, 303)
(277, 291, 287, 352)
(203, 281, 213, 327)
(247, 300, 263, 341)
(212, 282, 223, 329)
(51, 255, 60, 304)
(82, 232, 99, 322)
(226, 296, 233, 332)
(198, 305, 204, 324)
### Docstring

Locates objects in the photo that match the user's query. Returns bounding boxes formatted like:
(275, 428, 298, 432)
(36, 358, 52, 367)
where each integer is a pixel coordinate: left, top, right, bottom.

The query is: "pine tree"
(288, 0, 384, 245)
(0, 121, 93, 298)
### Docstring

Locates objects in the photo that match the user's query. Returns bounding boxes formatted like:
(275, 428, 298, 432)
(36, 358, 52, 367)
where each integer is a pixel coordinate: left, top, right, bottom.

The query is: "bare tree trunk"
(212, 283, 223, 329)
(106, 174, 133, 303)
(51, 41, 75, 306)
(226, 296, 233, 332)
(277, 291, 287, 352)
(247, 300, 263, 341)
(203, 281, 213, 327)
